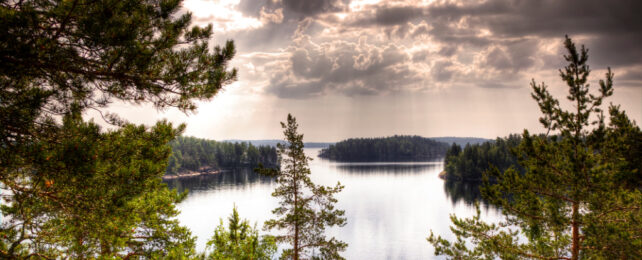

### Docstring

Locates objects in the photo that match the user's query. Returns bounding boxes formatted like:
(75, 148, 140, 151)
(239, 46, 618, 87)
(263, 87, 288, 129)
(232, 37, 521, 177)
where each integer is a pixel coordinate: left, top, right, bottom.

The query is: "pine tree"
(428, 36, 642, 259)
(206, 206, 277, 260)
(1, 0, 236, 257)
(257, 114, 347, 260)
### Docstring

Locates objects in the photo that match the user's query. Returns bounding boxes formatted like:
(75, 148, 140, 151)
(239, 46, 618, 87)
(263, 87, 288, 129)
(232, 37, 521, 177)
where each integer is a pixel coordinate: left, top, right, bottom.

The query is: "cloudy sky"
(101, 0, 642, 141)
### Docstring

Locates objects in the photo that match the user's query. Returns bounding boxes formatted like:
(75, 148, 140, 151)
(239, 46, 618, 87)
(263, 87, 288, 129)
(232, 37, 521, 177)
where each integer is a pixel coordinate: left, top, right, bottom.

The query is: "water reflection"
(164, 168, 274, 193)
(171, 148, 502, 259)
(333, 163, 440, 175)
(442, 180, 492, 209)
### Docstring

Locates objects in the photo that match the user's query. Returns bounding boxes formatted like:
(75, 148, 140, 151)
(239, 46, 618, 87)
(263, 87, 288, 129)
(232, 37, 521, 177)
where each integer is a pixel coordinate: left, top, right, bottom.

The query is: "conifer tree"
(206, 206, 277, 260)
(257, 114, 347, 260)
(428, 36, 642, 259)
(1, 0, 236, 257)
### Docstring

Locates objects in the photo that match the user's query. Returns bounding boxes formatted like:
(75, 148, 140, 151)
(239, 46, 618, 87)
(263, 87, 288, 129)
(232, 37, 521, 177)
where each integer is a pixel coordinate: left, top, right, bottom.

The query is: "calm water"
(165, 148, 502, 259)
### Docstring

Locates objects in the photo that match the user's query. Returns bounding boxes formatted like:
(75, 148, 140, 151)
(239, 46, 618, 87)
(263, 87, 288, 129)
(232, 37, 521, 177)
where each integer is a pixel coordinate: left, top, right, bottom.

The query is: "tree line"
(166, 136, 278, 175)
(443, 134, 523, 181)
(319, 135, 450, 162)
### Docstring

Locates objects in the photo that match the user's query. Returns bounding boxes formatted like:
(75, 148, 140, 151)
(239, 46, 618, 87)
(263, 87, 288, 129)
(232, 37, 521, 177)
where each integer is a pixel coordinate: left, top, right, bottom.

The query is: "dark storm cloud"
(349, 4, 426, 28)
(372, 6, 425, 26)
(282, 0, 346, 16)
(425, 0, 642, 67)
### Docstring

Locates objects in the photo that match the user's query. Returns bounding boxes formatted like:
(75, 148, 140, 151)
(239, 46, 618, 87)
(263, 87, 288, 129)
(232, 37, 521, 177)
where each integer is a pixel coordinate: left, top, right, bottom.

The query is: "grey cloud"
(425, 0, 642, 67)
(374, 6, 425, 26)
(483, 39, 538, 72)
(615, 68, 642, 88)
(588, 33, 642, 68)
(410, 22, 430, 38)
(237, 0, 274, 17)
(220, 0, 642, 97)
(476, 81, 520, 89)
(260, 7, 284, 24)
(265, 40, 422, 98)
(214, 21, 299, 53)
(412, 50, 430, 62)
(282, 0, 346, 16)
(431, 61, 455, 82)
(426, 0, 642, 36)
(438, 45, 458, 57)
(349, 4, 426, 28)
(427, 21, 491, 47)
(290, 48, 333, 78)
(485, 47, 511, 70)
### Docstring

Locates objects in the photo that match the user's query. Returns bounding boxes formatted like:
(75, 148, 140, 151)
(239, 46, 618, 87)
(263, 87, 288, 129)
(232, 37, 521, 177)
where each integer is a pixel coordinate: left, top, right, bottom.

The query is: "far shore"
(162, 169, 226, 180)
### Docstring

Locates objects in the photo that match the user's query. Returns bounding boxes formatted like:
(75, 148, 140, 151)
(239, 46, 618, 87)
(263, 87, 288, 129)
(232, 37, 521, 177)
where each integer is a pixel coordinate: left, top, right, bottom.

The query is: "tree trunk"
(293, 159, 299, 260)
(571, 201, 579, 260)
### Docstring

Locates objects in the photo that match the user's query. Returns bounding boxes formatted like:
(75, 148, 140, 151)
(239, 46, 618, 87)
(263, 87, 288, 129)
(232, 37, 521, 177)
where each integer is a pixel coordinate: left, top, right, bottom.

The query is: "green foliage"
(166, 136, 278, 175)
(319, 135, 449, 162)
(1, 0, 236, 258)
(1, 0, 236, 118)
(1, 113, 196, 258)
(428, 36, 642, 259)
(205, 206, 277, 260)
(257, 114, 347, 260)
(443, 135, 523, 181)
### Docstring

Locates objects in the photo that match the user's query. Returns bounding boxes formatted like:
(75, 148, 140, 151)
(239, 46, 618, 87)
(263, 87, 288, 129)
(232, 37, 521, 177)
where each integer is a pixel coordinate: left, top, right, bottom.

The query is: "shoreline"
(162, 169, 225, 180)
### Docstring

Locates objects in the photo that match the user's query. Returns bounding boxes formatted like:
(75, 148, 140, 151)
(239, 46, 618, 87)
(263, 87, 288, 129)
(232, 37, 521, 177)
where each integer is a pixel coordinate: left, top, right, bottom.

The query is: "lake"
(164, 148, 502, 259)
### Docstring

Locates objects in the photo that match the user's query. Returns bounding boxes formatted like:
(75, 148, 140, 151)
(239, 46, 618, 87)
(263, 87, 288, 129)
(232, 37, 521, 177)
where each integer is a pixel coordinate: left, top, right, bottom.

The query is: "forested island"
(166, 136, 278, 176)
(442, 134, 522, 181)
(318, 135, 450, 162)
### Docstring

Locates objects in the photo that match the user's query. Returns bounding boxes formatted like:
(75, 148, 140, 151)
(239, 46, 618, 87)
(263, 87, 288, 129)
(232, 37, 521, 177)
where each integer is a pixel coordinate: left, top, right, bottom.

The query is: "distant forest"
(443, 134, 522, 181)
(318, 135, 450, 162)
(431, 137, 490, 147)
(224, 139, 334, 148)
(166, 136, 278, 175)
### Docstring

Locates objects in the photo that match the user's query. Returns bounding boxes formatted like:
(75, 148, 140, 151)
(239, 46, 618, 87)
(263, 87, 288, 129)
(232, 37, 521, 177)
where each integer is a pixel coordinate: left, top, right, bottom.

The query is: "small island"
(318, 135, 450, 162)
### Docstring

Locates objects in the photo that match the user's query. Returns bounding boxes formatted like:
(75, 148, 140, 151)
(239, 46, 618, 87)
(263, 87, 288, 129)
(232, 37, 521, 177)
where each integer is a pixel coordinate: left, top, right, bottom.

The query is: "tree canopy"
(1, 0, 236, 257)
(443, 134, 523, 181)
(205, 206, 277, 260)
(167, 136, 278, 175)
(428, 36, 642, 259)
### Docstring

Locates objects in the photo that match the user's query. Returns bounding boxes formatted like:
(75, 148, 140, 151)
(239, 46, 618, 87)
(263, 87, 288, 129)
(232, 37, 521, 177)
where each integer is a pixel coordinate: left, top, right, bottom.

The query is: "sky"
(94, 0, 642, 142)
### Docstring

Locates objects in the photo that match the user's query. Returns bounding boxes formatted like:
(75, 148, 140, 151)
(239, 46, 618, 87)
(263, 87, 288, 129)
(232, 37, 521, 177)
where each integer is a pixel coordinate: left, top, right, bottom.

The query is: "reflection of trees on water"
(333, 164, 439, 175)
(443, 180, 494, 209)
(163, 168, 274, 193)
